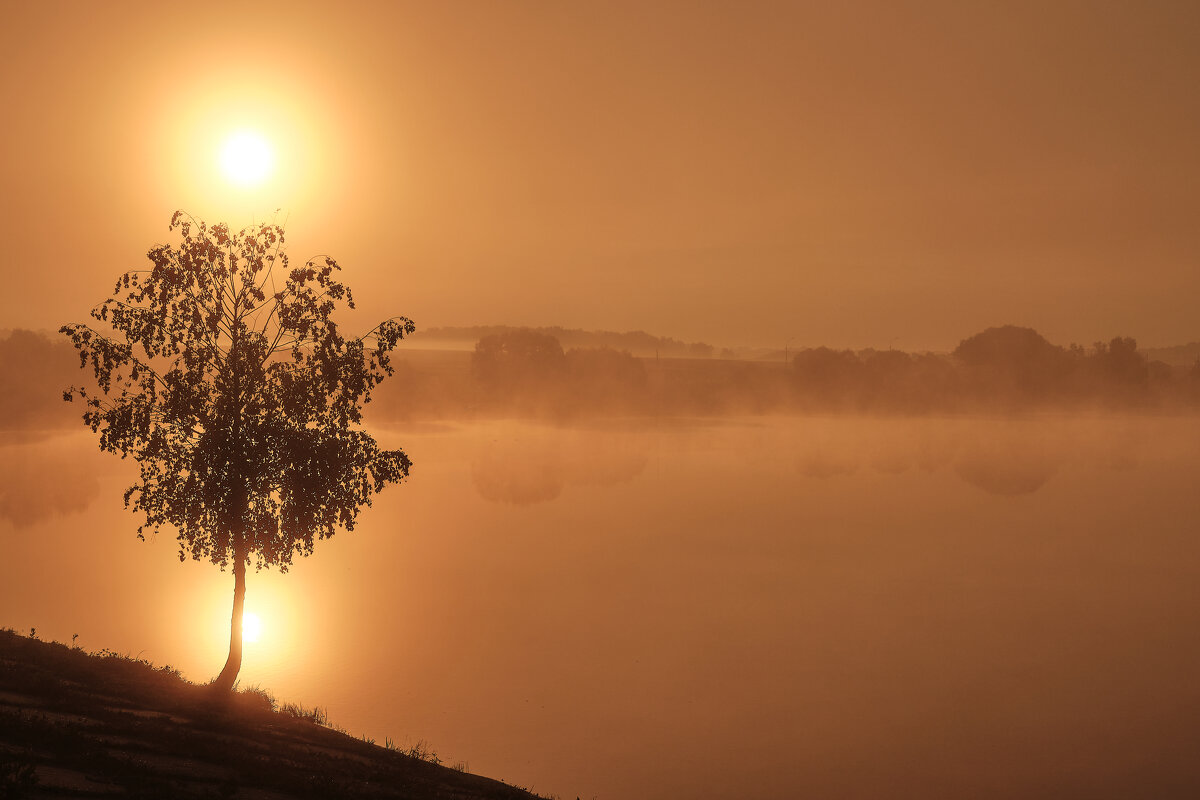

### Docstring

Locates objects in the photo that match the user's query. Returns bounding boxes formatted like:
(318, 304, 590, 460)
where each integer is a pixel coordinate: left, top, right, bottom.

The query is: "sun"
(219, 131, 274, 187)
(242, 612, 263, 644)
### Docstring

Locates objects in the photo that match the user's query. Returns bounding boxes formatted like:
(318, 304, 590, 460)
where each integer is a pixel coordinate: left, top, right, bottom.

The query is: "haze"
(4, 3, 1200, 799)
(6, 416, 1200, 799)
(4, 1, 1200, 350)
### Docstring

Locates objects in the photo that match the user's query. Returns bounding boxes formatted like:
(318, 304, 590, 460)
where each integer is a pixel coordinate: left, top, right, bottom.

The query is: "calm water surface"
(3, 416, 1199, 799)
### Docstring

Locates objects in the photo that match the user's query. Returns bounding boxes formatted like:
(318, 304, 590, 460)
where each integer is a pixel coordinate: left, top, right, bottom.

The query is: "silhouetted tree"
(472, 329, 565, 380)
(953, 325, 1071, 403)
(471, 329, 566, 412)
(61, 213, 414, 692)
(953, 325, 1062, 368)
(792, 347, 864, 408)
(563, 347, 647, 413)
(1092, 336, 1149, 387)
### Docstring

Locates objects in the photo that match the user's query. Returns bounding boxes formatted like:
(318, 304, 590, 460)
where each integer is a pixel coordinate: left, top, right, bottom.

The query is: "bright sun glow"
(219, 131, 274, 186)
(242, 612, 262, 643)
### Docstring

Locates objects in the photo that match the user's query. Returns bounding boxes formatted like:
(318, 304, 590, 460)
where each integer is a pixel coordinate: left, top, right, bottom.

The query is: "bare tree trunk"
(212, 552, 246, 692)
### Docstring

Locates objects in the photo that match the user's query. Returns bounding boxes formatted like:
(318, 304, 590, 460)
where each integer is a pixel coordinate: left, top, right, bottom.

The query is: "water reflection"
(788, 419, 1097, 496)
(954, 444, 1059, 496)
(3, 416, 1200, 800)
(795, 450, 859, 479)
(470, 428, 648, 505)
(0, 433, 101, 527)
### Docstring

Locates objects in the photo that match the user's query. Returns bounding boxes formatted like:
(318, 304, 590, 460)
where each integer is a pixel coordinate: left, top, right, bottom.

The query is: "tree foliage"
(61, 213, 414, 573)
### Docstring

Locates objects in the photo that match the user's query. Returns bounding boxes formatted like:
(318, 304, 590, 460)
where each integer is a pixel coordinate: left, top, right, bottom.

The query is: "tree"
(61, 213, 414, 692)
(1092, 336, 1149, 388)
(952, 325, 1070, 402)
(471, 328, 565, 384)
(471, 329, 566, 412)
(791, 347, 863, 408)
(953, 325, 1065, 371)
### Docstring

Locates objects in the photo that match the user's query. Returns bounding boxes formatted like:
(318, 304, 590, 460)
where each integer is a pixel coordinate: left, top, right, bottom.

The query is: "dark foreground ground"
(0, 630, 543, 799)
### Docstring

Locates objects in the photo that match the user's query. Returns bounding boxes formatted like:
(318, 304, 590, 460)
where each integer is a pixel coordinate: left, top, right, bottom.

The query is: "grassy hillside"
(0, 629, 546, 799)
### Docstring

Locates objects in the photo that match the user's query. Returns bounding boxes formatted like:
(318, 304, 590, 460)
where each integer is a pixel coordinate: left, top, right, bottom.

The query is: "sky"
(2, 0, 1199, 351)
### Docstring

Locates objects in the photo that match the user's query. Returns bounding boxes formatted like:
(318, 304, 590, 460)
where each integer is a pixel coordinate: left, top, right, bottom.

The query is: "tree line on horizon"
(4, 324, 1200, 428)
(412, 324, 724, 359)
(372, 324, 1200, 417)
(789, 325, 1182, 412)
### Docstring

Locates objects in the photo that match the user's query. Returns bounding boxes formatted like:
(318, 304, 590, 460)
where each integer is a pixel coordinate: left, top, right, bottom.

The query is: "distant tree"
(563, 346, 647, 412)
(953, 325, 1070, 402)
(791, 347, 864, 407)
(953, 325, 1064, 370)
(472, 329, 565, 377)
(61, 213, 414, 692)
(1147, 359, 1174, 389)
(471, 329, 565, 411)
(1092, 336, 1149, 387)
(857, 349, 914, 410)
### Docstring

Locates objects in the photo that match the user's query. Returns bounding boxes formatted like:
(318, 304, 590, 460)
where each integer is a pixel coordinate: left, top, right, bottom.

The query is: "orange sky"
(2, 0, 1198, 350)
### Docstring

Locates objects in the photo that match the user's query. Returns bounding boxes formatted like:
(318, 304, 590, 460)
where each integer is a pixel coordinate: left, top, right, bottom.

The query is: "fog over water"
(3, 415, 1199, 799)
(5, 2, 1200, 794)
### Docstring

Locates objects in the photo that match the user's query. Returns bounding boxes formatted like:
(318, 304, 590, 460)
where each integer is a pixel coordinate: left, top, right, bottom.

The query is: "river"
(2, 415, 1199, 798)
